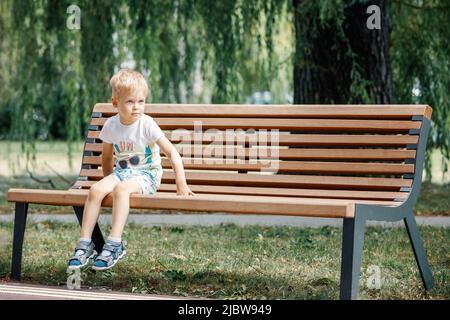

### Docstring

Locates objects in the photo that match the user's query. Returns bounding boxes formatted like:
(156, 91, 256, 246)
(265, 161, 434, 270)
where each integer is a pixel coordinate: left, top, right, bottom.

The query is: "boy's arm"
(156, 136, 194, 196)
(102, 142, 114, 176)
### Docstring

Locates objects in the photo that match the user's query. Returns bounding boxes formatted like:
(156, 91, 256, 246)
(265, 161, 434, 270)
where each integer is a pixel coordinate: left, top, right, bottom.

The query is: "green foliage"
(0, 0, 448, 177)
(1, 0, 288, 137)
(390, 0, 450, 177)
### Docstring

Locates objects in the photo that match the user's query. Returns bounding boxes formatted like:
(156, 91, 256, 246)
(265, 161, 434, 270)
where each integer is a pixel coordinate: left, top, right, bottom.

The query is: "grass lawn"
(0, 221, 448, 299)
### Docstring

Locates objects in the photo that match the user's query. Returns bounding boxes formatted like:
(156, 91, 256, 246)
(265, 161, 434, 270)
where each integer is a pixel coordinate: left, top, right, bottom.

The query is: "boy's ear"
(111, 96, 118, 108)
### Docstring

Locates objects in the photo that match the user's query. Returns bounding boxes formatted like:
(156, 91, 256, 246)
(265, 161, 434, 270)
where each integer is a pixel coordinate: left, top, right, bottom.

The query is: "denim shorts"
(110, 167, 162, 195)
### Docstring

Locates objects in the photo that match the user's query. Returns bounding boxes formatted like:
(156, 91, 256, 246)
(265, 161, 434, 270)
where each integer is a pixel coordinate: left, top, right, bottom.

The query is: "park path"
(0, 213, 449, 228)
(0, 282, 196, 300)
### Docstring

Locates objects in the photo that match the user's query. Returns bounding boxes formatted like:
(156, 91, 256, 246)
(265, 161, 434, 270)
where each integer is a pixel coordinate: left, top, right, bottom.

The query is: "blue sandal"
(92, 241, 126, 271)
(68, 241, 97, 269)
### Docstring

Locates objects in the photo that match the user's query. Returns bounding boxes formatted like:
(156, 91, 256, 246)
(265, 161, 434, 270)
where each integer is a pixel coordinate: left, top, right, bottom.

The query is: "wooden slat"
(161, 171, 412, 190)
(7, 188, 403, 218)
(160, 171, 412, 190)
(72, 181, 409, 201)
(82, 156, 99, 164)
(92, 103, 432, 120)
(167, 159, 414, 174)
(424, 106, 432, 120)
(88, 130, 419, 147)
(7, 188, 352, 217)
(91, 117, 421, 132)
(82, 156, 414, 175)
(155, 185, 409, 200)
(79, 169, 412, 190)
(85, 143, 416, 160)
(73, 181, 93, 188)
(168, 133, 420, 147)
(85, 143, 102, 152)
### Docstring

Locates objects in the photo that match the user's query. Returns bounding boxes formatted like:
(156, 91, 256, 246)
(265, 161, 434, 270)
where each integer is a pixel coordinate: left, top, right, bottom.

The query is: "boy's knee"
(88, 183, 108, 200)
(112, 183, 129, 197)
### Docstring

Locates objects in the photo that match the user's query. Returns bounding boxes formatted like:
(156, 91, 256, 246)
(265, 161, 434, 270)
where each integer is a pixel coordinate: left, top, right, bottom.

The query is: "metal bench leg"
(339, 216, 366, 300)
(73, 206, 105, 253)
(11, 202, 29, 281)
(404, 213, 434, 290)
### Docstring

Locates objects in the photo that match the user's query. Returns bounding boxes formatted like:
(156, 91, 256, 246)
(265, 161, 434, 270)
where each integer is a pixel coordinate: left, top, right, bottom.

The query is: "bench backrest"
(73, 104, 432, 205)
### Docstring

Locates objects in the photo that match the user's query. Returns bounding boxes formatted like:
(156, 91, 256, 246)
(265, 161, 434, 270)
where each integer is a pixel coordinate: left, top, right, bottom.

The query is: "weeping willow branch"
(44, 161, 73, 186)
(26, 164, 56, 189)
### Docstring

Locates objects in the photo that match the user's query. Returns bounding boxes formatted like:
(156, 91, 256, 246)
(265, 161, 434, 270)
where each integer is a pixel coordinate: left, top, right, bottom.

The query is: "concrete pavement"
(0, 213, 449, 228)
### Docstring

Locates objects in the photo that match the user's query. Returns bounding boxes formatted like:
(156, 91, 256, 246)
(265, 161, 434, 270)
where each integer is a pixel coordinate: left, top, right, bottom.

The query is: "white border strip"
(0, 284, 180, 300)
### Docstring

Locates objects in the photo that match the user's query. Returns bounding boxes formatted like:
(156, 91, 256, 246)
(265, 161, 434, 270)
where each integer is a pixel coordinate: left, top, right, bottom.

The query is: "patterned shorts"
(110, 167, 162, 195)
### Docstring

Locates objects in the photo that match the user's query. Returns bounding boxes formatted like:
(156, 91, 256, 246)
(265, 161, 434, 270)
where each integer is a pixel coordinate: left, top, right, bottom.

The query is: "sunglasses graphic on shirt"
(117, 155, 140, 169)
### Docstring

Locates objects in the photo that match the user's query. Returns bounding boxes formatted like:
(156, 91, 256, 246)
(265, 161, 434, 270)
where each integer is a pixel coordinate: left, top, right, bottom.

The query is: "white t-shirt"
(99, 114, 165, 172)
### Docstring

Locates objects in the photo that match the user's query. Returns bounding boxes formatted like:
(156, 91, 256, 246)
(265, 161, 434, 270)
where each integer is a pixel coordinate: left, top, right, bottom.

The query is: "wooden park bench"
(7, 104, 434, 299)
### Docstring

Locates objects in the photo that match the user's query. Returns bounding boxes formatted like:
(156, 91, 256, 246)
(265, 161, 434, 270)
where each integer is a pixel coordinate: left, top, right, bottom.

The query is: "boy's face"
(112, 88, 146, 125)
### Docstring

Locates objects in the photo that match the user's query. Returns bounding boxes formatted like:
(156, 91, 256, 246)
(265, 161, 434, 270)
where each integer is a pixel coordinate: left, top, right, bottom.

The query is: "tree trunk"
(293, 0, 392, 104)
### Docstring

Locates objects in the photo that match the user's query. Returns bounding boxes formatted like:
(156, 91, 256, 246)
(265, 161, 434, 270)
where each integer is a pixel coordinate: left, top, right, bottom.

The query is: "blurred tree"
(390, 0, 450, 175)
(293, 0, 392, 104)
(0, 0, 448, 177)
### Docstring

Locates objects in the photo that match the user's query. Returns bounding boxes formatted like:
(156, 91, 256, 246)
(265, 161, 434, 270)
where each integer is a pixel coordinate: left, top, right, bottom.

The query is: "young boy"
(68, 69, 194, 271)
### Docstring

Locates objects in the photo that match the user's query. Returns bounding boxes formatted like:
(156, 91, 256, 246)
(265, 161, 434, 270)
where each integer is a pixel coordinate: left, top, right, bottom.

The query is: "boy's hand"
(176, 184, 195, 196)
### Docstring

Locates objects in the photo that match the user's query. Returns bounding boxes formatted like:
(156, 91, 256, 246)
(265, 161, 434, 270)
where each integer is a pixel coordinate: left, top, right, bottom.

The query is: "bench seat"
(7, 188, 402, 218)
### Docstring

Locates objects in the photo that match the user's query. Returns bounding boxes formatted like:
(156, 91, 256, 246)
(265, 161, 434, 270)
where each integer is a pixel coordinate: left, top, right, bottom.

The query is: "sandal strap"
(69, 253, 87, 263)
(97, 242, 122, 260)
(75, 241, 92, 252)
(69, 242, 94, 262)
(74, 248, 87, 255)
(102, 243, 119, 253)
(95, 255, 112, 263)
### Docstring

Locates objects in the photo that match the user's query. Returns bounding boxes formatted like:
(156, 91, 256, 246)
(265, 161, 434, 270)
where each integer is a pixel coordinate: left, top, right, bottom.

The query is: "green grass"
(0, 175, 80, 214)
(415, 182, 450, 216)
(0, 141, 83, 178)
(0, 221, 448, 299)
(0, 140, 83, 154)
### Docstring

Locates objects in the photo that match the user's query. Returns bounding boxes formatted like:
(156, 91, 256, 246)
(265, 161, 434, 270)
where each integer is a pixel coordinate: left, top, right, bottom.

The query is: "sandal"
(68, 240, 97, 269)
(92, 241, 126, 271)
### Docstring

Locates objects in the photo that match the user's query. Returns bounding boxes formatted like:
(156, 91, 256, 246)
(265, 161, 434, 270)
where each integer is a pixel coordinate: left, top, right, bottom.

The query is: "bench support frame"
(339, 117, 434, 299)
(339, 210, 434, 299)
(11, 202, 28, 281)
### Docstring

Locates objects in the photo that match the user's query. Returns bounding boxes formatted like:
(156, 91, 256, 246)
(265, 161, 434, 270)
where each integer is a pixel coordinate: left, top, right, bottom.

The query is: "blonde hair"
(110, 69, 149, 99)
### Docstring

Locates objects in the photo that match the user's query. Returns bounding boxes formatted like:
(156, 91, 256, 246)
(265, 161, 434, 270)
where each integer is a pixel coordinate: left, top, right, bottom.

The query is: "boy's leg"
(92, 180, 144, 270)
(110, 180, 143, 238)
(80, 174, 120, 239)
